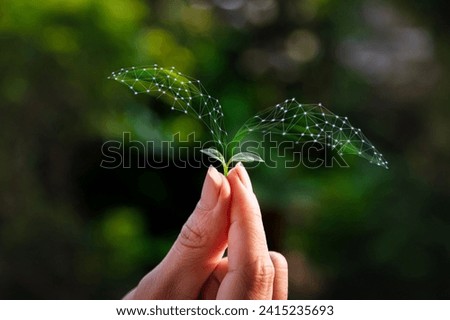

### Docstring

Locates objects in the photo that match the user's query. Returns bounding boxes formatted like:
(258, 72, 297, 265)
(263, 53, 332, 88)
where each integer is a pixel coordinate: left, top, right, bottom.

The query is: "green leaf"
(232, 99, 388, 169)
(110, 65, 228, 150)
(228, 152, 264, 164)
(200, 148, 225, 164)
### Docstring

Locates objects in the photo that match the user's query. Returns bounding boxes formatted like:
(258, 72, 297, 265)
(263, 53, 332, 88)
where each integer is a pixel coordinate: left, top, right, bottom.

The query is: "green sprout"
(110, 65, 388, 175)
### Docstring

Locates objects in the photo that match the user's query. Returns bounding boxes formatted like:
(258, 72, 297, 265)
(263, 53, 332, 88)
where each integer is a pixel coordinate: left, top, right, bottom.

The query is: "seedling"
(110, 65, 388, 175)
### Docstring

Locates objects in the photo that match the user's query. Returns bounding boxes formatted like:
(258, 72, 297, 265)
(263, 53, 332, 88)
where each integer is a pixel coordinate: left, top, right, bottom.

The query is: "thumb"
(171, 166, 230, 262)
(136, 166, 230, 299)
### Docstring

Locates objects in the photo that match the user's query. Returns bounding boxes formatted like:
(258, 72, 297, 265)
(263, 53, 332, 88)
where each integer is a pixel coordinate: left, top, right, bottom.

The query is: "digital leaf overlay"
(110, 64, 388, 174)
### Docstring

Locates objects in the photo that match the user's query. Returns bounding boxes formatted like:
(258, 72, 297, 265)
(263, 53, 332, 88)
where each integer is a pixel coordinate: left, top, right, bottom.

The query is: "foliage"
(111, 65, 388, 175)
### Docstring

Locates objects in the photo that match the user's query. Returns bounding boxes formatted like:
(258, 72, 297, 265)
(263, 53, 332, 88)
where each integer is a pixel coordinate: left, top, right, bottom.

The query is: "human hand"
(124, 164, 288, 299)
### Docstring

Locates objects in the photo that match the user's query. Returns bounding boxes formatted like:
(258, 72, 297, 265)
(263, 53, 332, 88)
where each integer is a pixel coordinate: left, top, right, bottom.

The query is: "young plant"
(110, 65, 388, 175)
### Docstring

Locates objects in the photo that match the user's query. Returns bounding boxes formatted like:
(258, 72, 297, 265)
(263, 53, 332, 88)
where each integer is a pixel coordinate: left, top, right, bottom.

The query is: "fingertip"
(228, 163, 253, 192)
(200, 166, 223, 210)
(226, 164, 242, 192)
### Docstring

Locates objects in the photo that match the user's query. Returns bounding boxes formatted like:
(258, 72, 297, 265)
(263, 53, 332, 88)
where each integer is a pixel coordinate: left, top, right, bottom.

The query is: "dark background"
(0, 0, 449, 299)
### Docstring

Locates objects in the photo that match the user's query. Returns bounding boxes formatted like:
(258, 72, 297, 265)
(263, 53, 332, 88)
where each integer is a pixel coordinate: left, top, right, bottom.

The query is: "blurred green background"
(1, 0, 449, 299)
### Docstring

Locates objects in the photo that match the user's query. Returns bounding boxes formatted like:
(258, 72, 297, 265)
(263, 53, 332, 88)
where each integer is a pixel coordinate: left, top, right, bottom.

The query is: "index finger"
(219, 164, 274, 299)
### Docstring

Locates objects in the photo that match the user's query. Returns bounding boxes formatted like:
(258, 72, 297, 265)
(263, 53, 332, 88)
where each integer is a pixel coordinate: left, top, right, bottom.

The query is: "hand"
(124, 164, 288, 299)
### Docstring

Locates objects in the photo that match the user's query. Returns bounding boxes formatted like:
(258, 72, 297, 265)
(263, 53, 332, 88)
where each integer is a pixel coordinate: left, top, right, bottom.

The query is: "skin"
(124, 163, 288, 300)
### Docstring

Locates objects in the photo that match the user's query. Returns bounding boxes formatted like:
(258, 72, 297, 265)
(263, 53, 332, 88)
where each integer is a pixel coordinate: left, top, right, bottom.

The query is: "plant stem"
(223, 162, 229, 176)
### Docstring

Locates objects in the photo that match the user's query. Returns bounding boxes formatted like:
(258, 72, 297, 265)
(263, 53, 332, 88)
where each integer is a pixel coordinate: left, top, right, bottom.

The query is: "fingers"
(227, 164, 269, 267)
(200, 257, 228, 300)
(127, 164, 288, 300)
(202, 252, 288, 300)
(217, 164, 275, 299)
(131, 166, 231, 299)
(269, 252, 289, 300)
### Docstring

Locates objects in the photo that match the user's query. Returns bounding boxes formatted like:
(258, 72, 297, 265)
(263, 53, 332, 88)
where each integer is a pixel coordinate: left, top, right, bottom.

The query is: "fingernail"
(228, 161, 244, 175)
(200, 166, 223, 210)
(236, 163, 253, 192)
